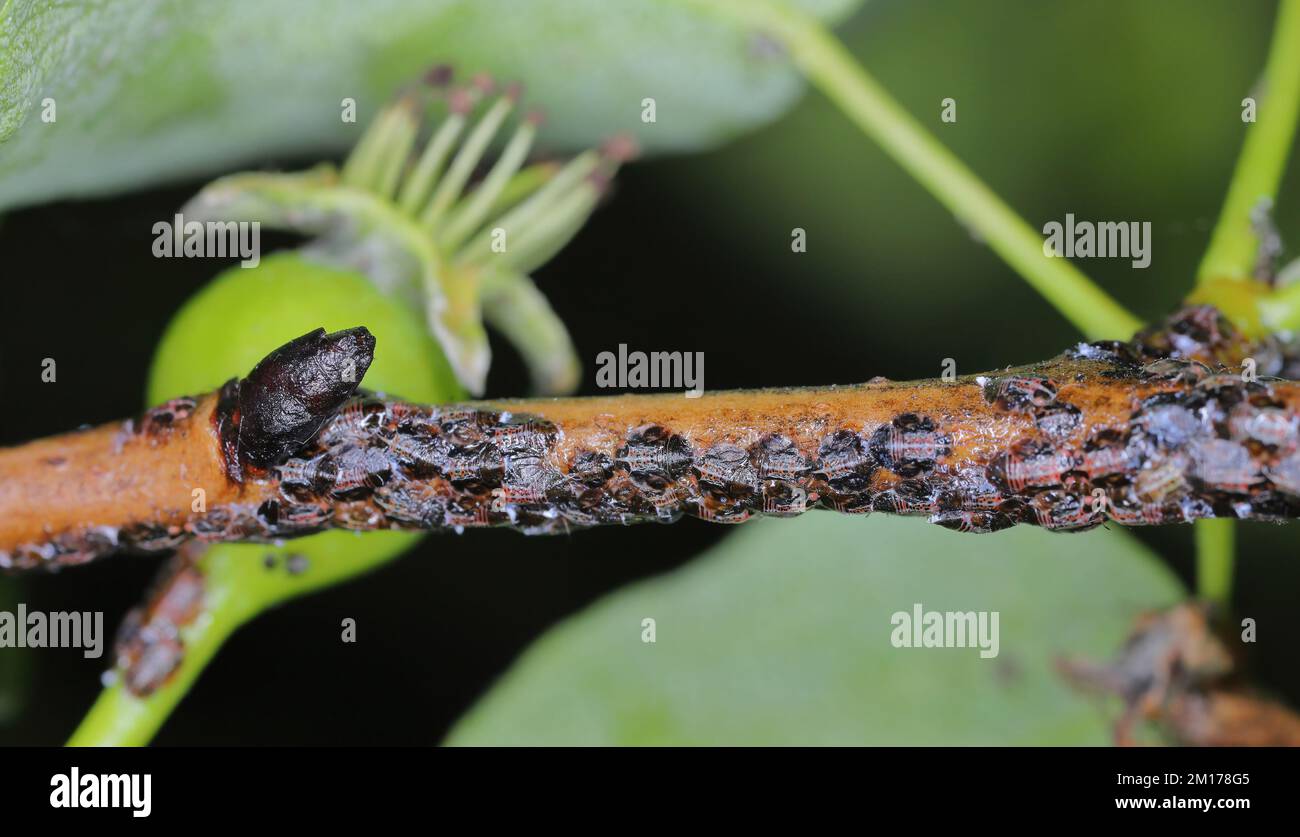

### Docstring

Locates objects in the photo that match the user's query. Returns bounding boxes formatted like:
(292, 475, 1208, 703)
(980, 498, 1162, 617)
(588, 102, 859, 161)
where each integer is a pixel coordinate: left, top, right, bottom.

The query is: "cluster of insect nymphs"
(8, 307, 1300, 572)
(981, 306, 1300, 532)
(171, 307, 1300, 541)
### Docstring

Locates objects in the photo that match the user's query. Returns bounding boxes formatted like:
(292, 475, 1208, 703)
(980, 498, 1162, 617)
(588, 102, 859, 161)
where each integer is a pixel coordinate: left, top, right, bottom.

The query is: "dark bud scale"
(222, 327, 374, 480)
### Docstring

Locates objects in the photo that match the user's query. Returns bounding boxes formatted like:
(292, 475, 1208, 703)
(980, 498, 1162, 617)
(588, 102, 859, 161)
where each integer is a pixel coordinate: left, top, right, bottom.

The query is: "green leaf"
(447, 513, 1184, 745)
(0, 0, 861, 211)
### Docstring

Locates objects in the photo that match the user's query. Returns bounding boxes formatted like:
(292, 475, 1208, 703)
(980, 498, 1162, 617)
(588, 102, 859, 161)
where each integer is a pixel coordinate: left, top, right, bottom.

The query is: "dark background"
(2, 0, 1298, 744)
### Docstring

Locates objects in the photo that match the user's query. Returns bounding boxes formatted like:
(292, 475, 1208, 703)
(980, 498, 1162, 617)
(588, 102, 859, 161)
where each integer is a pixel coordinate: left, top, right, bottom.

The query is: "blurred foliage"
(449, 514, 1183, 745)
(666, 0, 1296, 370)
(0, 0, 859, 210)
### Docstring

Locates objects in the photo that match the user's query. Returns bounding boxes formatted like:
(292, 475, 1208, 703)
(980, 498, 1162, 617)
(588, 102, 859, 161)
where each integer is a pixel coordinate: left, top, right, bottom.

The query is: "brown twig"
(1, 327, 371, 570)
(4, 306, 1300, 572)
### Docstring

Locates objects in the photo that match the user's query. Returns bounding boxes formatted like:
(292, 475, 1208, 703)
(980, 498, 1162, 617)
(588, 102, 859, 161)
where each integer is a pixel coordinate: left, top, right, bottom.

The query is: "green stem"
(488, 162, 559, 217)
(481, 270, 582, 394)
(1194, 519, 1235, 608)
(1196, 0, 1300, 287)
(68, 584, 242, 746)
(69, 531, 425, 746)
(689, 0, 1141, 341)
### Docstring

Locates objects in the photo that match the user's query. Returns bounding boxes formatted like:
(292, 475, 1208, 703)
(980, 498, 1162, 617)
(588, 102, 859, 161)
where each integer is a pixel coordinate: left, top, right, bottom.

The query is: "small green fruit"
(149, 251, 461, 405)
(148, 250, 466, 613)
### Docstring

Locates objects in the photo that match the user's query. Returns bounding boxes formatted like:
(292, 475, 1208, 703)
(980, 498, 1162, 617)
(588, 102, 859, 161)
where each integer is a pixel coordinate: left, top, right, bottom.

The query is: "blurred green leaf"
(447, 513, 1183, 745)
(0, 0, 859, 211)
(664, 0, 1281, 365)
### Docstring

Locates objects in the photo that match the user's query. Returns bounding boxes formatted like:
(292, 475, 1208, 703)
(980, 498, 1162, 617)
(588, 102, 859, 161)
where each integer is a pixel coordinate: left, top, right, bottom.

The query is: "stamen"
(487, 161, 561, 217)
(339, 106, 389, 189)
(419, 82, 519, 232)
(460, 138, 635, 273)
(395, 87, 476, 215)
(493, 178, 601, 275)
(455, 149, 601, 265)
(374, 96, 422, 200)
(341, 94, 421, 194)
(439, 110, 542, 252)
